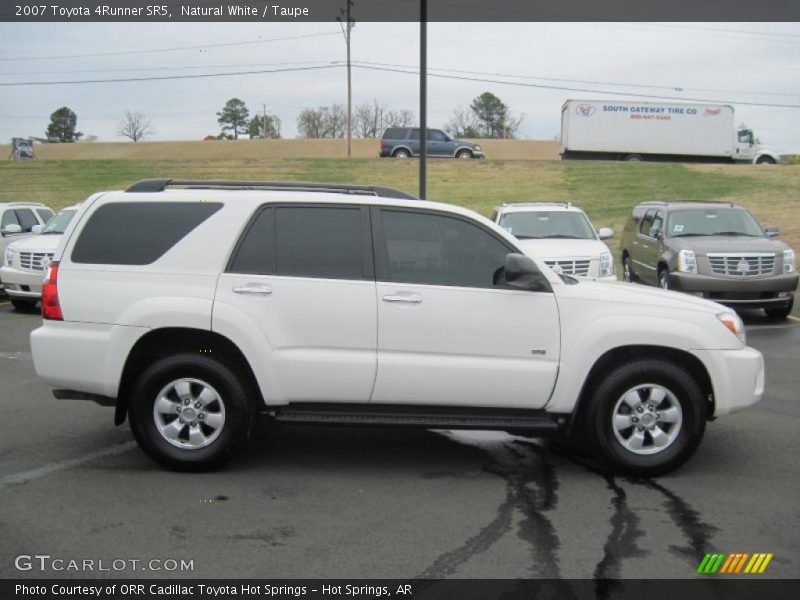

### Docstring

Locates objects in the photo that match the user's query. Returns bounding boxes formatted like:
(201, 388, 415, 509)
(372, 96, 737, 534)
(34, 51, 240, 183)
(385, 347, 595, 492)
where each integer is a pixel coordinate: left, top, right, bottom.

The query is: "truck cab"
(735, 128, 779, 164)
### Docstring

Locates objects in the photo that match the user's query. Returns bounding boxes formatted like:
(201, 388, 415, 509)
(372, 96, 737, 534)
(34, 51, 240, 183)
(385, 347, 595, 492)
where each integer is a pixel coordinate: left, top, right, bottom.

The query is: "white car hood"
(515, 238, 610, 259)
(7, 234, 62, 253)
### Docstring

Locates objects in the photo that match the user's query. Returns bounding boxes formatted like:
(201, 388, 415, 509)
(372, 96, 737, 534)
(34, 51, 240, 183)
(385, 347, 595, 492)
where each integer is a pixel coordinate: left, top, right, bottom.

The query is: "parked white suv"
(1, 205, 81, 309)
(31, 179, 764, 475)
(490, 202, 616, 280)
(0, 201, 55, 292)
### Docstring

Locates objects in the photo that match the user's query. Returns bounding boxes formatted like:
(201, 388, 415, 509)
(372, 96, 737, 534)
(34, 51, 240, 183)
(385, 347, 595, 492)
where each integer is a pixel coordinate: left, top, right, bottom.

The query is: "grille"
(545, 259, 591, 277)
(707, 253, 775, 277)
(18, 251, 53, 272)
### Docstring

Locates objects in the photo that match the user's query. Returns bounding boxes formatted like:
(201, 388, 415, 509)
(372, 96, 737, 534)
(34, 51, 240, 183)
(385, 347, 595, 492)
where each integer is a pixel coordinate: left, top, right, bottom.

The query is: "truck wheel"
(129, 354, 254, 472)
(393, 148, 411, 159)
(622, 255, 637, 283)
(756, 156, 776, 165)
(658, 267, 670, 290)
(456, 149, 473, 159)
(584, 359, 707, 476)
(765, 297, 793, 320)
(624, 154, 643, 162)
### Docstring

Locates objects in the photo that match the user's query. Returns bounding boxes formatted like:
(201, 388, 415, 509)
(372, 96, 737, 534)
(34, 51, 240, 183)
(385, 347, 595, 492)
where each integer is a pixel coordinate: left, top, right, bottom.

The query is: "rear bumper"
(669, 271, 797, 308)
(691, 346, 764, 416)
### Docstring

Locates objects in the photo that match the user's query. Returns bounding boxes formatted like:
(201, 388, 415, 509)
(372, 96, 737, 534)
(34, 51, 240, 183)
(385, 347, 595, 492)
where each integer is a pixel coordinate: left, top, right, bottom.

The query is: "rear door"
(633, 208, 659, 284)
(371, 207, 560, 409)
(216, 204, 378, 404)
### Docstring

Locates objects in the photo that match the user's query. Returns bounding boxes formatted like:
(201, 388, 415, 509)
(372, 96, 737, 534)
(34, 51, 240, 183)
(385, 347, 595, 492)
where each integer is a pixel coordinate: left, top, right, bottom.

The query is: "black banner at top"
(2, 0, 799, 23)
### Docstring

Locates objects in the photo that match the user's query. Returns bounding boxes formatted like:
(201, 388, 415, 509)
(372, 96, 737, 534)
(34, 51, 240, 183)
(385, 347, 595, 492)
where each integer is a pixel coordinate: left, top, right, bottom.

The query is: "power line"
(347, 60, 800, 98)
(0, 32, 340, 62)
(0, 60, 332, 77)
(630, 22, 800, 40)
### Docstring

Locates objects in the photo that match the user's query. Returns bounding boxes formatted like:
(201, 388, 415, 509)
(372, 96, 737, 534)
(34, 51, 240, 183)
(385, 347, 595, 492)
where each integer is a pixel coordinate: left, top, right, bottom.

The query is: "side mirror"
(1, 224, 22, 236)
(598, 227, 614, 240)
(31, 224, 44, 235)
(504, 253, 551, 292)
(651, 228, 663, 240)
(765, 226, 780, 238)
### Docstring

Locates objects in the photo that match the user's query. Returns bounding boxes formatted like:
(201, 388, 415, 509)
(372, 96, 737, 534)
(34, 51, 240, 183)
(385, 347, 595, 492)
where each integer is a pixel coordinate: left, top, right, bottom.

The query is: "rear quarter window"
(382, 128, 406, 140)
(71, 201, 222, 265)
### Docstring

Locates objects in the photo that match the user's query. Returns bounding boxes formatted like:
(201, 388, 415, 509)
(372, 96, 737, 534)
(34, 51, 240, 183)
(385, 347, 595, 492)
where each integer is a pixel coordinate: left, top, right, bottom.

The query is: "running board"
(272, 403, 564, 432)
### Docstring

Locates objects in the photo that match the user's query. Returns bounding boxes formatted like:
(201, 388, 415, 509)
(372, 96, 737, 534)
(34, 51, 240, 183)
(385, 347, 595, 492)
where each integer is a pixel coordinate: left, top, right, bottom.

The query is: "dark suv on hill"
(620, 201, 797, 319)
(379, 127, 484, 159)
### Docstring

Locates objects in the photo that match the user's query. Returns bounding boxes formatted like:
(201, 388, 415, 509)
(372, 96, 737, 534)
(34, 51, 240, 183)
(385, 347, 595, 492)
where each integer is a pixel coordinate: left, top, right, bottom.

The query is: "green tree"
(46, 107, 82, 143)
(467, 92, 523, 138)
(247, 113, 281, 139)
(216, 98, 250, 140)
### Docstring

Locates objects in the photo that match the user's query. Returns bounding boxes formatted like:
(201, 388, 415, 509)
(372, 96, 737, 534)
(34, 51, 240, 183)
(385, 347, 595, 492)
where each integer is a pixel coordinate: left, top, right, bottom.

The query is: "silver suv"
(620, 201, 797, 319)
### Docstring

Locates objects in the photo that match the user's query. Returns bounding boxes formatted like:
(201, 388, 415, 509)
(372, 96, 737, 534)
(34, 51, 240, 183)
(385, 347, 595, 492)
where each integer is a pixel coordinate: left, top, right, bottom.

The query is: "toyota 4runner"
(31, 179, 764, 475)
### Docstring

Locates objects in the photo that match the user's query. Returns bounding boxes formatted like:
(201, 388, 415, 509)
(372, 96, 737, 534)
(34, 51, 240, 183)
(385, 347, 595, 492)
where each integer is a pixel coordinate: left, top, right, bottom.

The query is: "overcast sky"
(1, 21, 799, 151)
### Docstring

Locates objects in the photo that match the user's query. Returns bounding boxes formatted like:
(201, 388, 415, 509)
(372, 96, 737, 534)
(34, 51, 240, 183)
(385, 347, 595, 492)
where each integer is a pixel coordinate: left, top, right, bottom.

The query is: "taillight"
(41, 261, 63, 320)
(380, 139, 385, 149)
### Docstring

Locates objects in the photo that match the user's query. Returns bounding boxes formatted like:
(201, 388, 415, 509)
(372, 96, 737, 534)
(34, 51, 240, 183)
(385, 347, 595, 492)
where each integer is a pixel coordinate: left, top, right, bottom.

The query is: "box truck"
(560, 99, 780, 164)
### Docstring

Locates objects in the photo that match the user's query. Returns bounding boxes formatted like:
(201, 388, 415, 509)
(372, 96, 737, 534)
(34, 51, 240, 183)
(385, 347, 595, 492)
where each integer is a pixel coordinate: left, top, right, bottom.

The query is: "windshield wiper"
(514, 235, 543, 240)
(670, 233, 705, 237)
(710, 231, 759, 237)
(544, 234, 585, 239)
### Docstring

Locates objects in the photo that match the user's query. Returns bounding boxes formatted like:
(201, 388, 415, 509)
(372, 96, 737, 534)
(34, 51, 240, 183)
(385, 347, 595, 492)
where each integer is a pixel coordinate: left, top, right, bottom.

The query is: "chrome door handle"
(382, 294, 423, 304)
(233, 285, 273, 295)
(641, 244, 649, 249)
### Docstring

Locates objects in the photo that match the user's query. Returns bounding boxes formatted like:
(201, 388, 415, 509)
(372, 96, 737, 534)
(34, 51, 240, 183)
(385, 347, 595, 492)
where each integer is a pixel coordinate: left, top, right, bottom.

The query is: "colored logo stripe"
(698, 552, 773, 574)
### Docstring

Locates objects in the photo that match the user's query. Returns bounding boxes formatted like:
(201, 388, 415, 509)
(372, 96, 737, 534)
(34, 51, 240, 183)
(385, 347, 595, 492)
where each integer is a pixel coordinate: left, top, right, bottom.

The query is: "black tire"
(765, 296, 793, 320)
(756, 156, 776, 165)
(456, 149, 473, 159)
(583, 359, 707, 476)
(10, 298, 37, 310)
(128, 354, 255, 472)
(393, 148, 411, 159)
(658, 266, 670, 290)
(622, 254, 637, 283)
(624, 154, 643, 162)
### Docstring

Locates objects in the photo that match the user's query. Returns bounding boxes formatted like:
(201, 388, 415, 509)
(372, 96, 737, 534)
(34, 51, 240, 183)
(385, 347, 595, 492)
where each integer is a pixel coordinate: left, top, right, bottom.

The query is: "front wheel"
(765, 296, 793, 320)
(129, 354, 255, 471)
(658, 267, 670, 290)
(456, 149, 473, 159)
(756, 156, 776, 165)
(622, 255, 637, 283)
(584, 359, 707, 476)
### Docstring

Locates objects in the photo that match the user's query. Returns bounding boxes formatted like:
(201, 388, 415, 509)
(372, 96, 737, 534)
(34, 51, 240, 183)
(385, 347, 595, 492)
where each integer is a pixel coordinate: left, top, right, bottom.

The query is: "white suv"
(31, 179, 764, 475)
(0, 201, 55, 291)
(1, 205, 81, 309)
(491, 202, 616, 280)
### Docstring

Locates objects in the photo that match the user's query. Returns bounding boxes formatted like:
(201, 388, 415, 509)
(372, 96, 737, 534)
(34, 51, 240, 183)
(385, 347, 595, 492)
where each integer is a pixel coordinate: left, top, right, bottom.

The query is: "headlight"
(783, 249, 796, 273)
(4, 246, 14, 267)
(717, 311, 746, 345)
(474, 145, 482, 151)
(677, 249, 697, 273)
(599, 252, 614, 277)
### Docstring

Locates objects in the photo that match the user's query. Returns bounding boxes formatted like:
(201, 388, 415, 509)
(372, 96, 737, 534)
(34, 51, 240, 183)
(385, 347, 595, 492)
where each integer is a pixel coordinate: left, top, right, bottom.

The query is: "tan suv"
(620, 201, 797, 319)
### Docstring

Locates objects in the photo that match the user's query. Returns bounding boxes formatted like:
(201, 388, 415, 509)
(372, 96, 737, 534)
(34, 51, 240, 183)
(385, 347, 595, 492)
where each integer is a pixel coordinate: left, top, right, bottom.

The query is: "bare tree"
(117, 110, 154, 142)
(386, 108, 415, 128)
(445, 107, 481, 138)
(325, 103, 347, 138)
(353, 100, 386, 138)
(297, 108, 327, 138)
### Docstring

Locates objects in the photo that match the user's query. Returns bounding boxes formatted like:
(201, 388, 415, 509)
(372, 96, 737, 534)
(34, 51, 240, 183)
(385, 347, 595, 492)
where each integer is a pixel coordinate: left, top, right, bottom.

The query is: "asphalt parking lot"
(1, 300, 798, 581)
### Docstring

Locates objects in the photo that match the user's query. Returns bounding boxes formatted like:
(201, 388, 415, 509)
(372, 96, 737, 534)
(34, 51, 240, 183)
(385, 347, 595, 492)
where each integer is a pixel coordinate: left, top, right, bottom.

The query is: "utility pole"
(262, 103, 267, 138)
(338, 1, 354, 158)
(419, 0, 427, 199)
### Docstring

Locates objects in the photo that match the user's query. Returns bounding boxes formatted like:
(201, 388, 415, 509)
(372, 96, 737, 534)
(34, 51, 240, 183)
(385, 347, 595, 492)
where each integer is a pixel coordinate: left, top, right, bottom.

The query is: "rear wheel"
(129, 354, 255, 471)
(584, 359, 707, 476)
(624, 154, 643, 162)
(765, 296, 793, 320)
(393, 148, 411, 159)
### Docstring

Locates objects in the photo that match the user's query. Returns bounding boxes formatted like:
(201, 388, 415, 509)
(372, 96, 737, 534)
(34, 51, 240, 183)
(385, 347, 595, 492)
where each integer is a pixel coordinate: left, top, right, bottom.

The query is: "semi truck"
(560, 99, 780, 164)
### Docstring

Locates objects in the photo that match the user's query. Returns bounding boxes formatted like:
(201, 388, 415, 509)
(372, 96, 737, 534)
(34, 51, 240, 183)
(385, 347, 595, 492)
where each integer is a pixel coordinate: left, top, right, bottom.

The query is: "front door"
(370, 207, 560, 409)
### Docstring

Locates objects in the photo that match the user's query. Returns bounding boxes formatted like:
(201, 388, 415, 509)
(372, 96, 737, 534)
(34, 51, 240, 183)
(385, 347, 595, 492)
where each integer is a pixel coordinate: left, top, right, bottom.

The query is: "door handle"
(641, 244, 649, 249)
(233, 285, 273, 295)
(382, 294, 423, 304)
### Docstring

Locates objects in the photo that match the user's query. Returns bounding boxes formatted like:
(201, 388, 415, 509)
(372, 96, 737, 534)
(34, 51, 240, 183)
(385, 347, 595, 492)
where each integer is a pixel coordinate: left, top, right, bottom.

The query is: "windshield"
(499, 211, 596, 240)
(667, 208, 764, 238)
(41, 209, 77, 235)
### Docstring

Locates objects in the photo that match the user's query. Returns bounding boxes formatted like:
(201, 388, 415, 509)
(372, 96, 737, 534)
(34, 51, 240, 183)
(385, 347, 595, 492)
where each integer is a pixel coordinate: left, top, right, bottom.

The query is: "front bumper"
(0, 266, 44, 298)
(691, 346, 764, 416)
(669, 271, 797, 308)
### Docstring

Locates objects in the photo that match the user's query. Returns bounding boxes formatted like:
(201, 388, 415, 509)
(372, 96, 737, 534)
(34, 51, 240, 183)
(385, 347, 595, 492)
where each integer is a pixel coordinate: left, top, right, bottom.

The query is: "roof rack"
(125, 179, 418, 201)
(500, 201, 573, 209)
(640, 200, 735, 208)
(5, 201, 46, 207)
